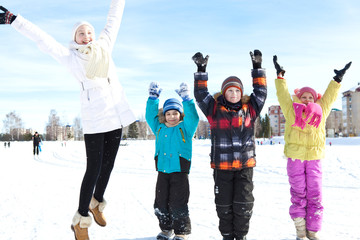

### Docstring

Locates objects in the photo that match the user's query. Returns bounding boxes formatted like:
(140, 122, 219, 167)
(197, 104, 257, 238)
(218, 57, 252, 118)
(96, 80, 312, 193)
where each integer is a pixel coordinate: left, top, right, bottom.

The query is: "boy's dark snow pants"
(78, 128, 122, 216)
(154, 172, 191, 235)
(213, 168, 254, 239)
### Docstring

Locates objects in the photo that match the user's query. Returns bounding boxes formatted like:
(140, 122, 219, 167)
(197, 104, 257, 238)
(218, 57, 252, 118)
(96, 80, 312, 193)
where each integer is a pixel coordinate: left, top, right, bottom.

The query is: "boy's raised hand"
(273, 55, 286, 77)
(0, 6, 16, 24)
(250, 49, 262, 69)
(333, 61, 352, 83)
(148, 82, 162, 100)
(192, 52, 209, 72)
(175, 82, 191, 101)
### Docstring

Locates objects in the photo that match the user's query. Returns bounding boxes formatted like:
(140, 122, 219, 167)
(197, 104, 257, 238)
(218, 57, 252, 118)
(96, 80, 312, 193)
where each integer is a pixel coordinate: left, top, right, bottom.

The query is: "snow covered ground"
(0, 137, 359, 240)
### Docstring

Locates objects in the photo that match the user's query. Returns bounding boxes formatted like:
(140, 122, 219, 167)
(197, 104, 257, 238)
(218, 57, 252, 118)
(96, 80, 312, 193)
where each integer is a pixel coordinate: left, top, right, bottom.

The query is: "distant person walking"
(32, 132, 42, 156)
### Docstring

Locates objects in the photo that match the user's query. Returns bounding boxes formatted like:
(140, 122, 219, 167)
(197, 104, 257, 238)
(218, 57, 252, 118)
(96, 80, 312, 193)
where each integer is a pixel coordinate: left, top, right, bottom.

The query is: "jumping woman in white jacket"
(0, 1, 135, 239)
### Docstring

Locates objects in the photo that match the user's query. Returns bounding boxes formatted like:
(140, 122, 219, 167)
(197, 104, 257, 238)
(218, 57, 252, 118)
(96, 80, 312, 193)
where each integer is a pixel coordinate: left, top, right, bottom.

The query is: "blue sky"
(1, 0, 360, 133)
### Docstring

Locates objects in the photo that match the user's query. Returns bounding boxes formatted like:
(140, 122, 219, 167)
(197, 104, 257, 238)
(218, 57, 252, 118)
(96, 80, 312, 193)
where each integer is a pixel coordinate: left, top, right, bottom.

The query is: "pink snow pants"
(287, 158, 323, 232)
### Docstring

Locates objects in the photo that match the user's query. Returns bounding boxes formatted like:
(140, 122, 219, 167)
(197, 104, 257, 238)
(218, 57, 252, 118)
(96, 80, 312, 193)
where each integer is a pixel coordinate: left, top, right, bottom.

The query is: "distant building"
(326, 108, 343, 137)
(268, 105, 285, 136)
(342, 83, 360, 136)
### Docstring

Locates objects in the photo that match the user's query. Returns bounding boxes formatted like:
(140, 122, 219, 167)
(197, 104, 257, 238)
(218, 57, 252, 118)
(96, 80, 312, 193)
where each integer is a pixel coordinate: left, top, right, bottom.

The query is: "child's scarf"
(292, 102, 323, 129)
(70, 41, 110, 80)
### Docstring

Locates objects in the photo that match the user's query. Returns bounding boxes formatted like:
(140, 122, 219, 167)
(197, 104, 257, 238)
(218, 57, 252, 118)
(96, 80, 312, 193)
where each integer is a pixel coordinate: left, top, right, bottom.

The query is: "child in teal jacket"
(146, 82, 199, 240)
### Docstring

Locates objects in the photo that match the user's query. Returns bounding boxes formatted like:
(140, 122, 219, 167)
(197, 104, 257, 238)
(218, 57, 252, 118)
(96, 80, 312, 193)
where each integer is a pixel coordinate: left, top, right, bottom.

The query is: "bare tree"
(46, 109, 61, 140)
(136, 115, 148, 140)
(254, 116, 262, 138)
(2, 111, 23, 140)
(73, 116, 83, 141)
(195, 120, 210, 139)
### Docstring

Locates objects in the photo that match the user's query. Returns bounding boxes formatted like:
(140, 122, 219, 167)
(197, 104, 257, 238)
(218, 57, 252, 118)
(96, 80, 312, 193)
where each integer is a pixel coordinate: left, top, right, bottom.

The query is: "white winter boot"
(293, 217, 306, 240)
(307, 230, 320, 240)
(71, 211, 92, 240)
(89, 196, 107, 227)
(156, 229, 174, 240)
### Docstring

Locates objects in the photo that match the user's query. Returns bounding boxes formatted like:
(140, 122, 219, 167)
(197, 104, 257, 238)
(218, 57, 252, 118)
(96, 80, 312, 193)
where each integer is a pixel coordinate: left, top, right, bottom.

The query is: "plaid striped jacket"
(194, 69, 267, 170)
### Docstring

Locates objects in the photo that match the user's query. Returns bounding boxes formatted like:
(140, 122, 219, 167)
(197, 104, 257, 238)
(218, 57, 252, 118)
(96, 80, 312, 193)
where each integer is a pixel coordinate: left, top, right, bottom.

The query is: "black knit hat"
(221, 76, 243, 97)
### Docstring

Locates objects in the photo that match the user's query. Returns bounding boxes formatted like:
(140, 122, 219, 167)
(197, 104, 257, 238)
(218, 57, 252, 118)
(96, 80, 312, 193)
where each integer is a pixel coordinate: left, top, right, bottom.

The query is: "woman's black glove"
(333, 61, 352, 83)
(192, 52, 209, 72)
(250, 49, 262, 69)
(273, 55, 286, 77)
(0, 6, 17, 24)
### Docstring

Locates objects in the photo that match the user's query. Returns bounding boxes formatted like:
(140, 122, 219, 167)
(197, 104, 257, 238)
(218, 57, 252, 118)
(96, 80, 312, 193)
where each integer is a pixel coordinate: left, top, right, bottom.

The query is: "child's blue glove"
(148, 82, 162, 99)
(175, 83, 191, 101)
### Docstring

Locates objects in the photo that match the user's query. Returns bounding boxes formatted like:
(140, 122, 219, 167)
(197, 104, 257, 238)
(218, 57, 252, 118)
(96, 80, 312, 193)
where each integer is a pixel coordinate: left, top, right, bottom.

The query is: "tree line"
(1, 110, 272, 141)
(124, 114, 272, 139)
(1, 110, 83, 141)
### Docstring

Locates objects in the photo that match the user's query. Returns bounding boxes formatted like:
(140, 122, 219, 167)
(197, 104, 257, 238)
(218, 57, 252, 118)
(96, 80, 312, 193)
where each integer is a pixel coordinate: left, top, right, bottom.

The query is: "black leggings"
(78, 128, 122, 216)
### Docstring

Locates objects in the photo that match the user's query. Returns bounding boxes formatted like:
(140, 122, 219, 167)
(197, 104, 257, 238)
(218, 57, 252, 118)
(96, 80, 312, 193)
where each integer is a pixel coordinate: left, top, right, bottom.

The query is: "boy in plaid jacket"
(192, 50, 267, 240)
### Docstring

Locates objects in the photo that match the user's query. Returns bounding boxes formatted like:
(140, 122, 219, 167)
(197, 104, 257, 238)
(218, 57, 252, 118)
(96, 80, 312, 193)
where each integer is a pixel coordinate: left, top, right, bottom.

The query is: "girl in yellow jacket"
(273, 56, 351, 240)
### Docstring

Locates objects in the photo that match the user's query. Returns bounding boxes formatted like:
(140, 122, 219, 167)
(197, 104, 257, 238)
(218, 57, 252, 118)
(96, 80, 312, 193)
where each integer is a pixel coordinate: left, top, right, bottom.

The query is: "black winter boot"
(156, 230, 173, 240)
(223, 236, 234, 240)
(236, 236, 247, 240)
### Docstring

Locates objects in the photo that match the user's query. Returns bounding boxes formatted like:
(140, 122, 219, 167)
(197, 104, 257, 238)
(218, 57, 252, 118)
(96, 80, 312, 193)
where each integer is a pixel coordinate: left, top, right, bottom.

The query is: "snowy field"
(0, 137, 359, 240)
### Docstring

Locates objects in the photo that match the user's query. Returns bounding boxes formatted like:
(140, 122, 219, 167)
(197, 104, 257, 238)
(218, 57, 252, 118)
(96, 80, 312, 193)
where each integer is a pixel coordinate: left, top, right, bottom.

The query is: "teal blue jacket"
(146, 98, 199, 174)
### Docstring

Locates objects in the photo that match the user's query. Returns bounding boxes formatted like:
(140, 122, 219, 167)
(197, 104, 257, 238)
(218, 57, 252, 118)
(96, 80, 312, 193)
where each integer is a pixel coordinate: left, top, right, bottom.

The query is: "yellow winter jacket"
(275, 78, 341, 160)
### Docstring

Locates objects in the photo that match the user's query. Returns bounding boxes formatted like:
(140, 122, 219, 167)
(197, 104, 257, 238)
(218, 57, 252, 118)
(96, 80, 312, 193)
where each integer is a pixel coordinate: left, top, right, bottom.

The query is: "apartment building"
(268, 105, 285, 136)
(325, 108, 343, 137)
(342, 83, 360, 136)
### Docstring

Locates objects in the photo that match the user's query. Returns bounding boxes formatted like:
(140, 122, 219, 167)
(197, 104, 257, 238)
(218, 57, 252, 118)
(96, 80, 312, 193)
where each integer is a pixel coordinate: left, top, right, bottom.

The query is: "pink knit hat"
(294, 87, 322, 101)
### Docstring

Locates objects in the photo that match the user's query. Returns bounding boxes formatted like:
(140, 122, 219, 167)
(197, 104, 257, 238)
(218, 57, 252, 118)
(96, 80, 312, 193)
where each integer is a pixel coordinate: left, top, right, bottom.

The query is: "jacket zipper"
(179, 128, 185, 143)
(156, 127, 162, 144)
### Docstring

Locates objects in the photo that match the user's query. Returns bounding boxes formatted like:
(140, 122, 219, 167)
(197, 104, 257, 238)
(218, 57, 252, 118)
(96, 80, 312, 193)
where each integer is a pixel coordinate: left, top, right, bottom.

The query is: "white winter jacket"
(11, 0, 136, 134)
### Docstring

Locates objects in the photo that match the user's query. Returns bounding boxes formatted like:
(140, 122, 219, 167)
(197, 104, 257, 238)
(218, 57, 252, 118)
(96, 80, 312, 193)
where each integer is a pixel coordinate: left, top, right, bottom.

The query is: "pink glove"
(292, 102, 307, 129)
(304, 102, 323, 128)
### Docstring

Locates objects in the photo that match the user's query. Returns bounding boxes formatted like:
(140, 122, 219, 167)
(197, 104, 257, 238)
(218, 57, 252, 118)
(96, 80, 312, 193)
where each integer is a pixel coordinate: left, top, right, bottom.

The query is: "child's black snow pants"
(213, 168, 254, 239)
(154, 172, 191, 235)
(77, 128, 122, 216)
